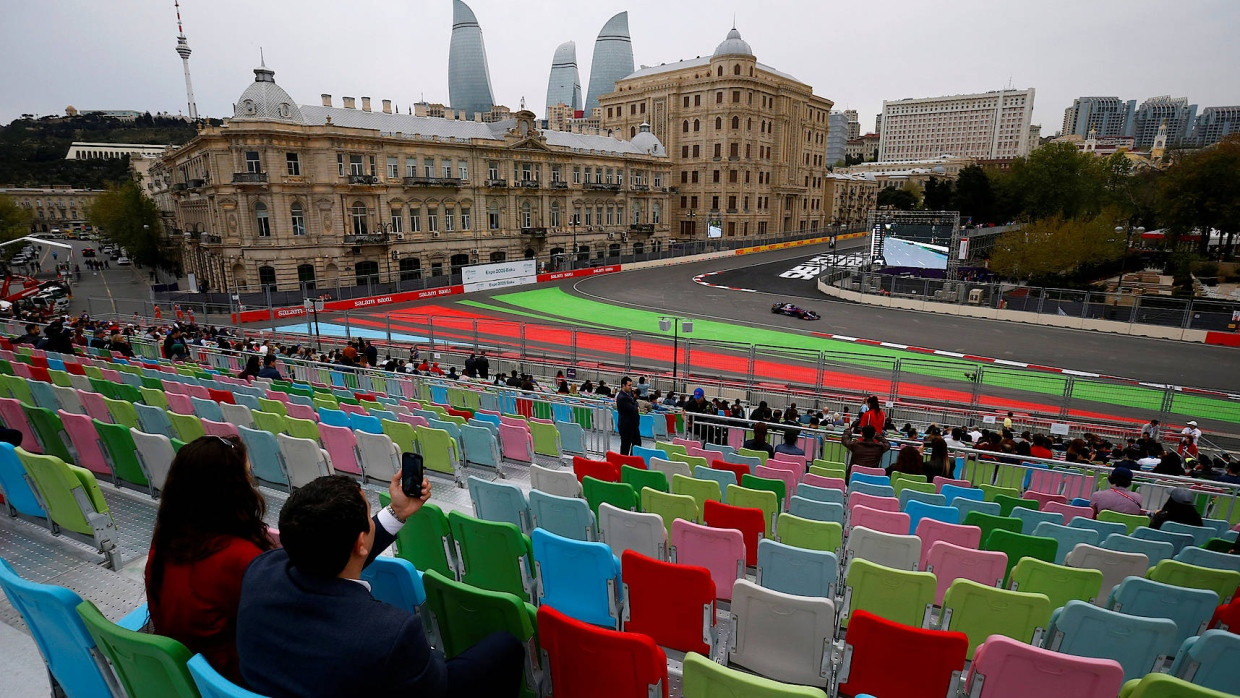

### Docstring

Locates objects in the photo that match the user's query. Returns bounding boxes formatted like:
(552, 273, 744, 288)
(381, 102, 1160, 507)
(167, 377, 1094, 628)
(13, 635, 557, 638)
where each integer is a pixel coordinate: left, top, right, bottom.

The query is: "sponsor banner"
(321, 285, 464, 312)
(463, 275, 536, 293)
(461, 260, 537, 285)
(536, 264, 621, 283)
(736, 231, 869, 256)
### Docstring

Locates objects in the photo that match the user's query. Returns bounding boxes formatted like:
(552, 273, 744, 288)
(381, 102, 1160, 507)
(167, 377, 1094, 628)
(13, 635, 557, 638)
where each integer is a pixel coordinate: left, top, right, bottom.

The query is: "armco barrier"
(233, 284, 466, 323)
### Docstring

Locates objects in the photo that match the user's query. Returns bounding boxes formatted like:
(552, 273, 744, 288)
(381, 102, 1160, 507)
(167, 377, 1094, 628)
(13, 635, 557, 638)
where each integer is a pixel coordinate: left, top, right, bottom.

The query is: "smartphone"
(400, 452, 425, 498)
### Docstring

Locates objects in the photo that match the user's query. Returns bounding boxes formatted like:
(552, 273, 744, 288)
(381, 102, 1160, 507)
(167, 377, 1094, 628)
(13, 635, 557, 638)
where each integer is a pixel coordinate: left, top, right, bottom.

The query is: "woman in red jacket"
(145, 435, 275, 683)
(857, 396, 885, 433)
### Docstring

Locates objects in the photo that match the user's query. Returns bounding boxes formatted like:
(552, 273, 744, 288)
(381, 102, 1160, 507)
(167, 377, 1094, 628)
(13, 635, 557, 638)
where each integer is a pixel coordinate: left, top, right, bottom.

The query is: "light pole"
(658, 315, 693, 391)
(571, 214, 579, 269)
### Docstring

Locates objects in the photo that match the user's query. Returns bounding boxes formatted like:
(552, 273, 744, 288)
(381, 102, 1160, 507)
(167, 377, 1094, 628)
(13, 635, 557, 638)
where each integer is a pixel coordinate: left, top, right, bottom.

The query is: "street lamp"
(571, 214, 580, 269)
(658, 315, 693, 390)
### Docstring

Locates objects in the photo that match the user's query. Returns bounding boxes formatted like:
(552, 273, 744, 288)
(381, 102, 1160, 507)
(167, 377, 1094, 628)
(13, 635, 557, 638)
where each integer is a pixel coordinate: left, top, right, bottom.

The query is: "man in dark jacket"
(843, 424, 890, 469)
(236, 474, 524, 697)
(476, 350, 490, 379)
(616, 376, 641, 455)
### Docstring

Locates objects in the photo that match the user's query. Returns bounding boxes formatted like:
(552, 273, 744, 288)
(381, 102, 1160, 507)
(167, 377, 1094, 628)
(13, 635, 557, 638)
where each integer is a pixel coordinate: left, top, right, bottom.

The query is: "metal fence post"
(344, 311, 351, 339)
(683, 339, 692, 392)
(570, 328, 578, 367)
(814, 351, 825, 406)
(427, 316, 436, 351)
(385, 316, 392, 345)
(746, 344, 757, 401)
(473, 320, 479, 352)
(888, 359, 901, 407)
(1059, 376, 1074, 419)
(969, 366, 984, 423)
(624, 332, 632, 372)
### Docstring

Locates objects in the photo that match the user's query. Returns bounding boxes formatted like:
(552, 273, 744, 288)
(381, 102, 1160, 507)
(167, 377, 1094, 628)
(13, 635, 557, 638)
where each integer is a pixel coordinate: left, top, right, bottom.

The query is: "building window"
(442, 159, 452, 179)
(488, 161, 500, 180)
(521, 202, 532, 228)
(461, 208, 471, 230)
(693, 145, 700, 157)
(428, 208, 438, 232)
(286, 153, 300, 176)
(683, 96, 690, 108)
(350, 202, 368, 235)
(730, 143, 739, 158)
(734, 64, 741, 75)
(387, 157, 399, 179)
(717, 66, 723, 77)
(410, 208, 421, 232)
(355, 261, 379, 286)
(729, 170, 738, 183)
(424, 158, 434, 177)
(399, 258, 421, 280)
(521, 163, 534, 181)
(680, 171, 688, 184)
(605, 207, 613, 226)
(450, 254, 470, 276)
(693, 119, 700, 132)
(349, 155, 364, 175)
(459, 160, 468, 180)
(691, 170, 699, 183)
(245, 151, 261, 173)
(488, 203, 500, 230)
(584, 208, 592, 226)
(682, 120, 689, 133)
(681, 145, 689, 157)
(444, 209, 455, 232)
(713, 170, 721, 183)
(728, 195, 737, 210)
(552, 165, 562, 182)
(551, 201, 561, 227)
(716, 92, 723, 104)
(297, 264, 315, 290)
(732, 90, 740, 103)
(691, 195, 699, 208)
(714, 143, 722, 158)
(406, 157, 417, 177)
(258, 265, 277, 290)
(573, 166, 581, 183)
(711, 196, 719, 210)
(290, 202, 306, 236)
(652, 203, 661, 224)
(716, 117, 722, 130)
(732, 116, 740, 129)
(390, 210, 403, 233)
(431, 262, 443, 277)
(490, 250, 506, 262)
(255, 202, 271, 237)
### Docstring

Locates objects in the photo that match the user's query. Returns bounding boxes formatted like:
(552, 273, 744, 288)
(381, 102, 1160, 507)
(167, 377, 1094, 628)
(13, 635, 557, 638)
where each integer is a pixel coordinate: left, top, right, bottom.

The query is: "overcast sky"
(3, 0, 1237, 135)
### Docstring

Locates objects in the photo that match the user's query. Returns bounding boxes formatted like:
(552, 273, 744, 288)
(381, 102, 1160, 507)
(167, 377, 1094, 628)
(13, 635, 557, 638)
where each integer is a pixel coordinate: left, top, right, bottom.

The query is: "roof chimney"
(382, 99, 392, 114)
(342, 96, 355, 109)
(361, 97, 371, 112)
(321, 94, 332, 107)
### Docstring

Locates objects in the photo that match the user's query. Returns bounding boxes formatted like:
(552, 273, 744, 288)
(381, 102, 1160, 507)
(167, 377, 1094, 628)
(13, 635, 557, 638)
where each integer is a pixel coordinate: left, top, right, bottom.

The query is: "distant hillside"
(0, 113, 207, 189)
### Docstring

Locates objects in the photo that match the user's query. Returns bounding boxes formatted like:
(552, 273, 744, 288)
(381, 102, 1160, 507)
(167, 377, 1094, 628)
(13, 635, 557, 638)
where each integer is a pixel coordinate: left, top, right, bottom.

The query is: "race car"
(771, 302, 820, 320)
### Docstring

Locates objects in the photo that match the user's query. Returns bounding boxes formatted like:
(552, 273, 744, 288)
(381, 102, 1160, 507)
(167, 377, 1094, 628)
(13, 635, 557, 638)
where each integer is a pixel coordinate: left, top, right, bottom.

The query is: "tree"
(1001, 141, 1107, 220)
(0, 194, 33, 243)
(876, 186, 918, 211)
(922, 177, 954, 210)
(954, 165, 996, 224)
(87, 179, 177, 272)
(1158, 134, 1240, 257)
(988, 213, 1124, 282)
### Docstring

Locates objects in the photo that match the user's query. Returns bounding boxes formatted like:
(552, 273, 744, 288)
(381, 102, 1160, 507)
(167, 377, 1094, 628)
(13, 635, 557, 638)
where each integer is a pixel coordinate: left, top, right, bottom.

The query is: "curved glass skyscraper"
(584, 12, 634, 117)
(546, 41, 583, 115)
(448, 0, 495, 118)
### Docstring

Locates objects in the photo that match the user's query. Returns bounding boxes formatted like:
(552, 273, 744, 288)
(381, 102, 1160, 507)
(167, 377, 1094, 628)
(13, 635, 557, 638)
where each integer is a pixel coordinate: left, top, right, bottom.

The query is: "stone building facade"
(1, 186, 103, 235)
(823, 173, 878, 227)
(154, 65, 670, 293)
(597, 28, 836, 239)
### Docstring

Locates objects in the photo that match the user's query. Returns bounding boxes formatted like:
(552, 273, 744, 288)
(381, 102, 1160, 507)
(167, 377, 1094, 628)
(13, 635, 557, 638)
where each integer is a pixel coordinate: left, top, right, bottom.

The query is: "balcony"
(232, 172, 269, 184)
(343, 232, 389, 245)
(632, 184, 649, 191)
(171, 182, 188, 192)
(519, 180, 541, 189)
(551, 181, 569, 189)
(486, 178, 507, 188)
(628, 224, 655, 234)
(188, 178, 206, 189)
(584, 182, 621, 192)
(402, 176, 462, 188)
(202, 234, 223, 246)
(521, 227, 548, 238)
(348, 174, 380, 185)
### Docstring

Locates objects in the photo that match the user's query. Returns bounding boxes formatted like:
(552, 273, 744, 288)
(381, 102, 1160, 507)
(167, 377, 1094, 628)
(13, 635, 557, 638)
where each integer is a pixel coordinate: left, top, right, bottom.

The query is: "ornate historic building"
(598, 27, 835, 239)
(1, 186, 102, 235)
(154, 64, 670, 293)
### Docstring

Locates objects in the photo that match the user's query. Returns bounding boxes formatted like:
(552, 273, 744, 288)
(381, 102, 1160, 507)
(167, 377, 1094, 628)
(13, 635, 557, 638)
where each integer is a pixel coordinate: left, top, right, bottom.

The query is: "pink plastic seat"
(10, 362, 33, 379)
(285, 403, 316, 420)
(77, 391, 114, 423)
(165, 392, 195, 416)
(916, 519, 983, 570)
(754, 464, 799, 510)
(850, 504, 911, 536)
(672, 437, 698, 450)
(684, 445, 711, 461)
(57, 410, 112, 478)
(1057, 473, 1096, 501)
(1024, 490, 1067, 508)
(201, 418, 240, 438)
(965, 634, 1124, 698)
(98, 368, 123, 384)
(671, 519, 745, 602)
(319, 423, 362, 476)
(397, 413, 429, 429)
(770, 452, 807, 475)
(1043, 501, 1093, 523)
(847, 490, 901, 516)
(924, 541, 1007, 605)
(1026, 469, 1065, 495)
(265, 390, 292, 404)
(802, 473, 846, 492)
(339, 403, 367, 416)
(935, 478, 972, 493)
(402, 400, 424, 412)
(163, 381, 187, 395)
(726, 427, 744, 450)
(499, 415, 527, 430)
(499, 423, 534, 463)
(184, 384, 210, 400)
(0, 398, 40, 453)
(851, 465, 887, 477)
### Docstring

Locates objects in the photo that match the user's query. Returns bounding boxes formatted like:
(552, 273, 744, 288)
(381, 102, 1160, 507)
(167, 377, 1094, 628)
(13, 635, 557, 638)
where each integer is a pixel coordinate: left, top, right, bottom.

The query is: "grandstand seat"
(850, 472, 890, 488)
(1097, 509, 1151, 534)
(755, 538, 837, 598)
(250, 410, 288, 437)
(467, 476, 531, 533)
(797, 479, 845, 503)
(904, 499, 960, 535)
(621, 550, 714, 654)
(846, 490, 900, 516)
(849, 504, 911, 536)
(584, 477, 639, 517)
(629, 445, 661, 465)
(682, 650, 824, 698)
(940, 578, 1053, 659)
(455, 424, 499, 472)
(1168, 628, 1240, 694)
(1118, 672, 1237, 697)
(954, 497, 1002, 520)
(190, 396, 224, 422)
(187, 653, 263, 698)
(531, 528, 622, 629)
(775, 512, 843, 554)
(840, 557, 936, 629)
(128, 429, 180, 494)
(1010, 557, 1103, 608)
(529, 462, 581, 498)
(599, 503, 665, 560)
(711, 459, 750, 483)
(167, 412, 205, 443)
(1146, 559, 1240, 604)
(1032, 521, 1100, 564)
(924, 541, 1007, 605)
(728, 578, 834, 686)
(273, 433, 332, 490)
(1024, 489, 1068, 508)
(671, 473, 722, 513)
(51, 385, 85, 416)
(358, 556, 425, 614)
(1131, 525, 1196, 554)
(835, 609, 967, 698)
(693, 464, 736, 490)
(1160, 521, 1216, 548)
(538, 605, 668, 698)
(529, 419, 561, 457)
(965, 634, 1123, 698)
(529, 489, 595, 541)
(1063, 543, 1150, 607)
(649, 456, 692, 481)
(94, 421, 150, 492)
(319, 423, 362, 477)
(218, 402, 254, 429)
(994, 493, 1039, 517)
(845, 525, 921, 571)
(1010, 507, 1064, 535)
(964, 511, 1023, 547)
(671, 518, 745, 601)
(379, 418, 416, 455)
(347, 412, 383, 435)
(23, 405, 74, 463)
(898, 488, 948, 509)
(848, 481, 896, 499)
(621, 464, 667, 494)
(1175, 545, 1240, 574)
(1070, 515, 1128, 539)
(1046, 600, 1178, 682)
(940, 483, 985, 504)
(1102, 533, 1176, 566)
(355, 430, 401, 484)
(55, 409, 110, 480)
(916, 518, 982, 567)
(641, 488, 700, 537)
(788, 496, 844, 525)
(76, 600, 198, 698)
(703, 499, 766, 566)
(574, 456, 620, 484)
(200, 418, 240, 439)
(447, 510, 534, 602)
(415, 426, 462, 482)
(801, 473, 845, 492)
(983, 529, 1058, 584)
(1107, 576, 1217, 646)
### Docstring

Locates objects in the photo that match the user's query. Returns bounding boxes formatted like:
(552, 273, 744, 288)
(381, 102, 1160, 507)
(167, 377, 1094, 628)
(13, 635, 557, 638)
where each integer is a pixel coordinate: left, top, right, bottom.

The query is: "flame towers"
(584, 12, 634, 117)
(447, 0, 495, 118)
(546, 41, 583, 114)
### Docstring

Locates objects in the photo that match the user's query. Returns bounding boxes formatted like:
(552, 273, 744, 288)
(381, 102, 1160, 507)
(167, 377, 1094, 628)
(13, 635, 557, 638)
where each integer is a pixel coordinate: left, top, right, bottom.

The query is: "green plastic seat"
(992, 463, 1028, 491)
(167, 412, 205, 443)
(893, 478, 937, 497)
(447, 510, 534, 602)
(101, 397, 139, 430)
(670, 453, 710, 471)
(979, 484, 1020, 502)
(421, 569, 539, 697)
(1146, 559, 1240, 603)
(1204, 538, 1235, 553)
(671, 474, 722, 512)
(821, 440, 847, 463)
(380, 418, 418, 454)
(654, 441, 687, 458)
(22, 404, 75, 463)
(808, 464, 846, 480)
(774, 512, 842, 553)
(94, 420, 150, 490)
(137, 386, 168, 408)
(620, 464, 668, 494)
(140, 377, 164, 391)
(3, 375, 35, 404)
(994, 493, 1039, 517)
(1118, 672, 1237, 698)
(528, 420, 561, 457)
(415, 426, 462, 481)
(113, 384, 143, 405)
(47, 369, 73, 388)
(284, 416, 320, 442)
(256, 397, 288, 417)
(82, 365, 103, 380)
(939, 578, 1053, 659)
(76, 600, 198, 698)
(16, 448, 116, 544)
(87, 377, 120, 400)
(841, 558, 936, 629)
(1098, 510, 1151, 535)
(251, 410, 288, 436)
(983, 529, 1059, 584)
(681, 650, 827, 698)
(582, 476, 638, 517)
(740, 473, 786, 511)
(1008, 557, 1104, 609)
(962, 511, 1023, 547)
(726, 484, 778, 537)
(640, 487, 700, 536)
(736, 446, 769, 464)
(380, 493, 455, 579)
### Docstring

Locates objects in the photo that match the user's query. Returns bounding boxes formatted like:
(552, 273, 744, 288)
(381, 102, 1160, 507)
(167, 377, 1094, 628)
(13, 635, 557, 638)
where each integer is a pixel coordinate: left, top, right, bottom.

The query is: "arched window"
(255, 202, 270, 237)
(489, 250, 506, 262)
(398, 257, 421, 281)
(630, 126, 636, 138)
(350, 202, 368, 235)
(693, 119, 700, 132)
(297, 263, 316, 290)
(652, 202, 661, 224)
(488, 201, 501, 230)
(521, 201, 532, 228)
(716, 66, 723, 77)
(290, 202, 305, 236)
(732, 116, 740, 129)
(715, 117, 722, 130)
(609, 242, 622, 257)
(682, 120, 689, 133)
(450, 253, 470, 277)
(632, 204, 642, 225)
(354, 261, 379, 285)
(733, 64, 741, 75)
(550, 201, 561, 227)
(633, 242, 645, 255)
(258, 265, 277, 290)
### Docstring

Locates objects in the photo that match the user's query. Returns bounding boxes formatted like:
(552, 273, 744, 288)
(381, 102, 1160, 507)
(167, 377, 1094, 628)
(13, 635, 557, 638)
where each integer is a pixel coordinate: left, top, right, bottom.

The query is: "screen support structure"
(865, 210, 962, 279)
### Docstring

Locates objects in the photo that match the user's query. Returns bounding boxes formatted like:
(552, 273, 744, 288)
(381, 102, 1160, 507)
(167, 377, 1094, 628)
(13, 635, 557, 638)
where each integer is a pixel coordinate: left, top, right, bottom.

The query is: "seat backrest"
(967, 634, 1123, 698)
(941, 483, 985, 505)
(355, 430, 401, 484)
(846, 490, 900, 517)
(190, 396, 223, 422)
(0, 559, 118, 698)
(1101, 532, 1176, 566)
(916, 518, 982, 569)
(467, 476, 531, 533)
(318, 423, 361, 476)
(649, 456, 692, 481)
(842, 557, 936, 629)
(129, 428, 179, 493)
(167, 412, 205, 443)
(845, 525, 922, 571)
(1168, 628, 1240, 694)
(599, 502, 665, 561)
(1109, 576, 1218, 646)
(200, 418, 240, 438)
(641, 487, 700, 538)
(962, 511, 1023, 547)
(671, 518, 745, 601)
(1147, 559, 1240, 604)
(702, 499, 766, 566)
(1063, 543, 1149, 608)
(940, 578, 1053, 660)
(218, 402, 254, 429)
(898, 488, 947, 510)
(693, 464, 737, 490)
(788, 496, 844, 525)
(756, 538, 837, 598)
(621, 464, 668, 495)
(496, 423, 532, 463)
(1069, 516, 1128, 538)
(1132, 525, 1197, 554)
(729, 578, 834, 686)
(1175, 545, 1240, 574)
(530, 489, 596, 541)
(982, 529, 1059, 584)
(671, 473, 722, 511)
(187, 653, 264, 698)
(531, 528, 621, 629)
(849, 504, 911, 536)
(1046, 599, 1178, 682)
(57, 408, 112, 478)
(1096, 509, 1150, 534)
(801, 473, 846, 491)
(621, 549, 714, 654)
(1042, 501, 1094, 523)
(75, 599, 198, 698)
(1010, 507, 1064, 535)
(348, 412, 384, 435)
(681, 650, 825, 698)
(583, 476, 639, 518)
(1118, 672, 1239, 697)
(837, 608, 968, 698)
(538, 605, 668, 698)
(925, 541, 1007, 605)
(1031, 521, 1100, 564)
(1009, 557, 1104, 609)
(529, 462, 582, 498)
(848, 480, 896, 499)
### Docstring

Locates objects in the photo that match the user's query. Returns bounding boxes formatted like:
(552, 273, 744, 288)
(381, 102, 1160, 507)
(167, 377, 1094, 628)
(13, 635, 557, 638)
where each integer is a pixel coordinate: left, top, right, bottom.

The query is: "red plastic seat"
(538, 605, 669, 698)
(62, 362, 86, 376)
(837, 609, 969, 698)
(446, 407, 474, 421)
(29, 365, 52, 384)
(353, 392, 377, 403)
(207, 388, 236, 405)
(605, 451, 647, 470)
(621, 550, 715, 654)
(29, 355, 49, 369)
(711, 459, 750, 481)
(1211, 595, 1240, 631)
(702, 499, 766, 567)
(573, 456, 621, 483)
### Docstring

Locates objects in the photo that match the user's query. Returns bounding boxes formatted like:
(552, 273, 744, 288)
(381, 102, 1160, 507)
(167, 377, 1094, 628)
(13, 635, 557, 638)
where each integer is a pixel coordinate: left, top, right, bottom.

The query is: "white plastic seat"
(844, 525, 922, 572)
(530, 463, 583, 498)
(219, 402, 255, 429)
(728, 578, 835, 686)
(128, 429, 176, 493)
(1063, 543, 1150, 607)
(598, 502, 666, 561)
(355, 430, 401, 484)
(275, 433, 333, 490)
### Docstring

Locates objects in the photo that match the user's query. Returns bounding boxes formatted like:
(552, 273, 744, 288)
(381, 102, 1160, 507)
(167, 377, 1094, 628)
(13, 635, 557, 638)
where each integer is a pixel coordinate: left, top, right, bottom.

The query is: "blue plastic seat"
(1174, 545, 1240, 574)
(529, 489, 597, 541)
(638, 413, 657, 438)
(467, 476, 531, 534)
(850, 472, 891, 488)
(1032, 522, 1100, 564)
(237, 425, 289, 490)
(0, 442, 46, 521)
(1102, 533, 1176, 566)
(941, 483, 985, 505)
(1160, 522, 1215, 548)
(188, 654, 263, 697)
(693, 465, 737, 490)
(467, 417, 499, 437)
(1168, 628, 1240, 693)
(134, 403, 177, 439)
(555, 420, 588, 456)
(190, 396, 224, 422)
(904, 499, 960, 535)
(0, 558, 120, 698)
(898, 489, 947, 509)
(954, 498, 1001, 519)
(755, 538, 838, 598)
(848, 481, 896, 498)
(472, 412, 501, 430)
(232, 393, 261, 411)
(359, 556, 426, 613)
(788, 496, 844, 524)
(702, 443, 735, 458)
(1010, 507, 1064, 535)
(28, 380, 61, 411)
(460, 424, 502, 470)
(1045, 599, 1178, 682)
(427, 417, 462, 443)
(631, 445, 662, 466)
(317, 407, 349, 427)
(1131, 525, 1195, 554)
(369, 409, 397, 423)
(728, 452, 762, 469)
(531, 528, 622, 629)
(348, 413, 384, 435)
(1106, 576, 1217, 646)
(796, 482, 845, 506)
(1069, 517, 1128, 539)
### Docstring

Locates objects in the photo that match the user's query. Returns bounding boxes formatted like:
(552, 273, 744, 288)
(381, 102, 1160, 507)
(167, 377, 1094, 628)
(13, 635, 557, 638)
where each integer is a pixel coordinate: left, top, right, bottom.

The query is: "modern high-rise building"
(1061, 96, 1135, 139)
(545, 41, 582, 116)
(447, 0, 495, 119)
(827, 111, 849, 165)
(1192, 105, 1240, 147)
(584, 12, 634, 117)
(877, 88, 1035, 162)
(843, 109, 860, 140)
(1131, 95, 1196, 149)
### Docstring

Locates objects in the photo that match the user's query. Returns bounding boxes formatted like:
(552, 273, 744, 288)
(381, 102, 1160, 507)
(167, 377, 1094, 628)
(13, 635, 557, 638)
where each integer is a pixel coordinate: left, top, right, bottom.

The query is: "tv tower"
(174, 1, 199, 119)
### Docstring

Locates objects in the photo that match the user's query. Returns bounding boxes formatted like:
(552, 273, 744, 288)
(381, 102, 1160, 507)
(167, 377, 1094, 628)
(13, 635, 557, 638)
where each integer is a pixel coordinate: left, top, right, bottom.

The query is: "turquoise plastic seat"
(631, 445, 661, 466)
(1131, 526, 1195, 554)
(849, 481, 896, 498)
(796, 483, 845, 507)
(1101, 533, 1176, 567)
(756, 538, 838, 598)
(529, 489, 597, 541)
(237, 425, 288, 490)
(188, 654, 264, 697)
(1045, 599, 1178, 682)
(904, 500, 960, 535)
(1032, 521, 1100, 564)
(1069, 517, 1128, 539)
(190, 396, 224, 422)
(317, 407, 349, 427)
(787, 496, 844, 525)
(467, 476, 531, 534)
(1174, 545, 1240, 574)
(460, 424, 502, 470)
(1106, 576, 1218, 646)
(359, 556, 426, 613)
(555, 421, 588, 456)
(1009, 507, 1063, 535)
(898, 489, 947, 509)
(348, 413, 384, 435)
(941, 484, 985, 505)
(954, 498, 1001, 519)
(0, 442, 46, 521)
(850, 472, 891, 488)
(693, 465, 737, 490)
(531, 528, 622, 629)
(1160, 522, 1217, 548)
(1168, 629, 1240, 694)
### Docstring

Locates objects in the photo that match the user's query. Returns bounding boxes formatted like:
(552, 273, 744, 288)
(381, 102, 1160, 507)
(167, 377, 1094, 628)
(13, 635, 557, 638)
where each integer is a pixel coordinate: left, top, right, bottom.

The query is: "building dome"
(712, 27, 753, 58)
(630, 122, 665, 156)
(232, 64, 303, 123)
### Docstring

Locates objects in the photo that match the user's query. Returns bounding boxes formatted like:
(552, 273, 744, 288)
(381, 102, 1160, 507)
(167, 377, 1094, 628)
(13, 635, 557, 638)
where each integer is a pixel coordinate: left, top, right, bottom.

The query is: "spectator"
(258, 354, 282, 380)
(662, 391, 677, 406)
(109, 332, 135, 358)
(842, 424, 890, 469)
(1217, 458, 1240, 485)
(743, 422, 775, 458)
(784, 403, 800, 424)
(1179, 420, 1202, 458)
(1140, 419, 1160, 440)
(774, 428, 804, 457)
(446, 367, 459, 381)
(924, 436, 950, 481)
(634, 376, 650, 398)
(1151, 452, 1184, 476)
(164, 327, 189, 361)
(1029, 434, 1053, 460)
(363, 340, 377, 368)
(236, 475, 524, 697)
(88, 328, 110, 350)
(945, 427, 970, 450)
(749, 401, 772, 422)
(475, 350, 490, 379)
(238, 355, 261, 380)
(616, 376, 640, 456)
(464, 353, 477, 378)
(857, 396, 884, 432)
(145, 436, 275, 683)
(683, 388, 717, 443)
(595, 380, 612, 397)
(578, 379, 594, 393)
(1149, 488, 1204, 529)
(12, 323, 40, 345)
(1089, 467, 1143, 516)
(1002, 411, 1014, 430)
(889, 445, 924, 478)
